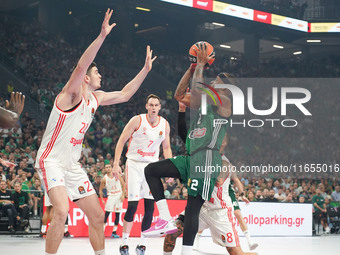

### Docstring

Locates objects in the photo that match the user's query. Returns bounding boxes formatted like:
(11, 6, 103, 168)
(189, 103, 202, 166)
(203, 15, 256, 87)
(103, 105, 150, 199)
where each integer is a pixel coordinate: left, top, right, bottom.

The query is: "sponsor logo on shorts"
(78, 186, 86, 194)
(221, 235, 226, 244)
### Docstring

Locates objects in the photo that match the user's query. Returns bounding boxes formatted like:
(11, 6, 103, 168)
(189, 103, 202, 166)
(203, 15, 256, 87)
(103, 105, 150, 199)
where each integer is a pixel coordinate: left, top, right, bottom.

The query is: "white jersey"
(126, 114, 167, 162)
(204, 154, 232, 210)
(35, 93, 98, 169)
(104, 174, 122, 196)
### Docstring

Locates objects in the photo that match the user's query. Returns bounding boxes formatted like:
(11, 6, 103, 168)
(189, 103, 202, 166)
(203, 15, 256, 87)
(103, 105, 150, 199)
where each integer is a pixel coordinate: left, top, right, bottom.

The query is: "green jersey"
(186, 105, 228, 155)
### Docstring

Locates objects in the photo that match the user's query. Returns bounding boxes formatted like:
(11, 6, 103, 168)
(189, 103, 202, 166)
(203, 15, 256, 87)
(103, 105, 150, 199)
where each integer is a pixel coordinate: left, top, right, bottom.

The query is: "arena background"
(0, 0, 339, 254)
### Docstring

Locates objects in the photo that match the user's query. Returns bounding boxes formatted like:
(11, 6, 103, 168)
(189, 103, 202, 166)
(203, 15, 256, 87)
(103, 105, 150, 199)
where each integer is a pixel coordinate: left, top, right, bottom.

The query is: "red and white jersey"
(126, 114, 167, 162)
(104, 174, 122, 196)
(204, 154, 232, 210)
(35, 93, 98, 169)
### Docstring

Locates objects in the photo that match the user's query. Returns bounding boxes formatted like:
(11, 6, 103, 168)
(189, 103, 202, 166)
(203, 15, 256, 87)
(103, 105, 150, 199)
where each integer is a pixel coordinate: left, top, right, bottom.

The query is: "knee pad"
(124, 201, 138, 222)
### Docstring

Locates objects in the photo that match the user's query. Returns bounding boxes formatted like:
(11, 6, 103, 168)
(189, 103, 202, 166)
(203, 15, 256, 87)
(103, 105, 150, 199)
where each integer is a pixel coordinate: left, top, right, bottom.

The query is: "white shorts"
(37, 161, 96, 201)
(105, 194, 123, 212)
(199, 206, 240, 247)
(126, 159, 154, 201)
(44, 191, 52, 207)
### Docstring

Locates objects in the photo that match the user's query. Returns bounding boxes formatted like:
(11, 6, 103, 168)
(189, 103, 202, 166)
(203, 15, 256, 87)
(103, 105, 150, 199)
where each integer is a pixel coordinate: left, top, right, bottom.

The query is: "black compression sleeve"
(178, 111, 187, 143)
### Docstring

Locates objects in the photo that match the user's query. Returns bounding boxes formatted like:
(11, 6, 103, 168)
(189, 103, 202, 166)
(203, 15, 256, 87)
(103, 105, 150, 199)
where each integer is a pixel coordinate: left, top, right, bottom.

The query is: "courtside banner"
(200, 202, 312, 237)
(64, 199, 186, 237)
(235, 202, 312, 236)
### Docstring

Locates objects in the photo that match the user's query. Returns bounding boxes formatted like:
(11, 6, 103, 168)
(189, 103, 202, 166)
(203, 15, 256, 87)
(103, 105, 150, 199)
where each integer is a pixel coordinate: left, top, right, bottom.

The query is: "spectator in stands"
(274, 187, 286, 201)
(331, 185, 340, 202)
(313, 188, 330, 234)
(254, 189, 263, 201)
(298, 196, 306, 203)
(163, 182, 171, 199)
(30, 178, 43, 216)
(92, 175, 102, 197)
(0, 180, 21, 232)
(263, 189, 278, 202)
(13, 182, 30, 231)
(283, 193, 294, 203)
(247, 191, 256, 202)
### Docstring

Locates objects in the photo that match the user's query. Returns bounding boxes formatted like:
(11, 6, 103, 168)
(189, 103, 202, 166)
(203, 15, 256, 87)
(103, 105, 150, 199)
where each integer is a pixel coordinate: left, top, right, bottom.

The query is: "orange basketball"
(188, 41, 215, 66)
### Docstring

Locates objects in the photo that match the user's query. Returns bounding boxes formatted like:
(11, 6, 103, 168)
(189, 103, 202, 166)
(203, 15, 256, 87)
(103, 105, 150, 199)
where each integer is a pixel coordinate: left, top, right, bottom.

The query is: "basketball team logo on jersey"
(91, 108, 95, 118)
(159, 131, 163, 136)
(188, 128, 206, 139)
(78, 186, 86, 194)
(221, 235, 226, 244)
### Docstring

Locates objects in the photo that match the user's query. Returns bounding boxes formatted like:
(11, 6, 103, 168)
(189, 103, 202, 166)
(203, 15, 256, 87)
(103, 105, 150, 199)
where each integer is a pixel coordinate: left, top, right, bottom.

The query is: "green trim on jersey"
(229, 186, 240, 211)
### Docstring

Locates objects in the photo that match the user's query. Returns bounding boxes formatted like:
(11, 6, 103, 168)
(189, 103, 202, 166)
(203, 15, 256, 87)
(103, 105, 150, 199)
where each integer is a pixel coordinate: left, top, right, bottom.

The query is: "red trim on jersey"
(92, 92, 99, 108)
(227, 207, 240, 247)
(217, 186, 227, 208)
(146, 115, 161, 128)
(125, 135, 133, 157)
(135, 115, 142, 131)
(125, 161, 129, 195)
(39, 114, 67, 190)
(55, 94, 83, 113)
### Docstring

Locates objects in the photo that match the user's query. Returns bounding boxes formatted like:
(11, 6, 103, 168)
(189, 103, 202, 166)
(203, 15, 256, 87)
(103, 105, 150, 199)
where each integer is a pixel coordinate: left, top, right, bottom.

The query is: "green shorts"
(169, 150, 221, 200)
(229, 187, 240, 211)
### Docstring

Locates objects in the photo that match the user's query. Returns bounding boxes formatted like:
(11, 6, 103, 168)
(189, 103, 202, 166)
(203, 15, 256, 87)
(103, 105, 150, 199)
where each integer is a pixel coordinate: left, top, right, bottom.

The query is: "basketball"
(188, 41, 215, 66)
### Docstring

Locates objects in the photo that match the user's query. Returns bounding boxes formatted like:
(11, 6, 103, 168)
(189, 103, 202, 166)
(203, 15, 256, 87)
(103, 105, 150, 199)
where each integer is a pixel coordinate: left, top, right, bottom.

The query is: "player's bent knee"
(53, 208, 68, 224)
(124, 201, 138, 222)
(144, 162, 157, 178)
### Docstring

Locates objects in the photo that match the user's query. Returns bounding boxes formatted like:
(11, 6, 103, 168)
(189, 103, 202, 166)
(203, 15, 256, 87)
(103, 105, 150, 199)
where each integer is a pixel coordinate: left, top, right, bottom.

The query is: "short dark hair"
(71, 62, 97, 75)
(146, 94, 161, 104)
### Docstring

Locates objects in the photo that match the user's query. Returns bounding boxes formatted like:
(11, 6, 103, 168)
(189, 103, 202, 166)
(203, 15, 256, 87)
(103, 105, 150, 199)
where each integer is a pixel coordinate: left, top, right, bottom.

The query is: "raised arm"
(177, 101, 187, 143)
(162, 121, 172, 159)
(0, 92, 25, 129)
(57, 9, 116, 110)
(113, 116, 140, 176)
(94, 46, 157, 106)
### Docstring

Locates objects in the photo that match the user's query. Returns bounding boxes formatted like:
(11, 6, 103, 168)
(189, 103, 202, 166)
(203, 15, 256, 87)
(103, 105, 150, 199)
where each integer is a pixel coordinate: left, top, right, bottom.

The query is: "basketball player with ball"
(143, 41, 233, 255)
(35, 9, 157, 255)
(113, 94, 172, 255)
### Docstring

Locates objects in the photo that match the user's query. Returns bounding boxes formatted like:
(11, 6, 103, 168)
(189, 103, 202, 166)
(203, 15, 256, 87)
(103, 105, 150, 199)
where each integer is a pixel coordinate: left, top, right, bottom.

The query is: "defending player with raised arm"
(144, 42, 233, 255)
(35, 9, 156, 255)
(113, 94, 172, 255)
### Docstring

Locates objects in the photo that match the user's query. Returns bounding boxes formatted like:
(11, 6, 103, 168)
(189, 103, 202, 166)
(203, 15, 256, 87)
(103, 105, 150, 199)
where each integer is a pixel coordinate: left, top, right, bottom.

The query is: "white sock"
(156, 199, 172, 221)
(181, 245, 192, 255)
(122, 232, 129, 245)
(64, 225, 68, 233)
(113, 225, 118, 232)
(41, 225, 47, 233)
(34, 209, 37, 215)
(140, 233, 147, 246)
(163, 252, 172, 255)
(244, 230, 252, 244)
(94, 249, 105, 255)
(193, 232, 201, 249)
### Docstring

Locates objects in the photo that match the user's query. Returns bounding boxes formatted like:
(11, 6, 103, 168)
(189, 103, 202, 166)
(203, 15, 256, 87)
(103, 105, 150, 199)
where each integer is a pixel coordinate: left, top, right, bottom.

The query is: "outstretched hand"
(101, 8, 116, 37)
(195, 42, 214, 66)
(144, 45, 157, 72)
(6, 92, 25, 116)
(0, 158, 16, 168)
